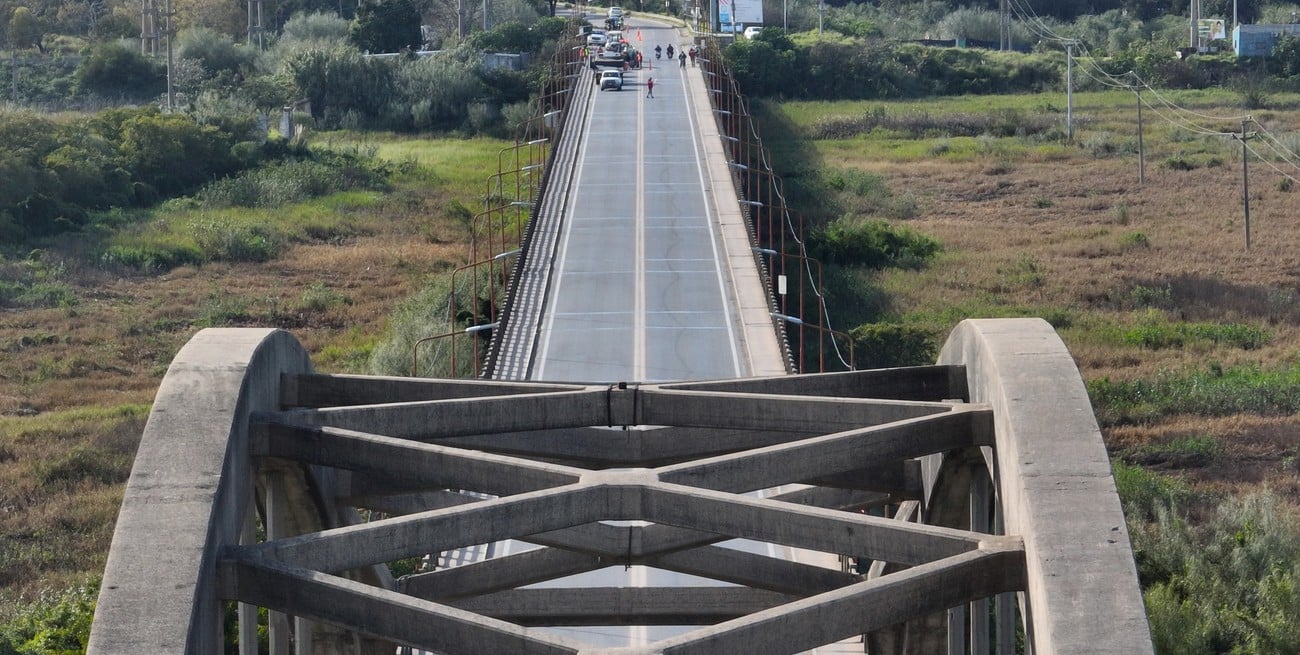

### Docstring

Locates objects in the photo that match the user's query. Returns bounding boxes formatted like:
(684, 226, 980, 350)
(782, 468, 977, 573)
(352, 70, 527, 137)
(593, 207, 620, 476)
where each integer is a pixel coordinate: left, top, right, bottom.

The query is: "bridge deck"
(493, 17, 784, 383)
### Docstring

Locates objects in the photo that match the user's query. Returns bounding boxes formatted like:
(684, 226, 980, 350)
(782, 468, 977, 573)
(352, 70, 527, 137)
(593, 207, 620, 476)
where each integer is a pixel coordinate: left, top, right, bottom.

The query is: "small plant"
(1120, 231, 1149, 250)
(1162, 156, 1197, 171)
(1279, 177, 1294, 192)
(296, 283, 349, 313)
(1127, 283, 1173, 310)
(1120, 434, 1223, 468)
(1032, 196, 1054, 208)
(998, 255, 1044, 289)
(1111, 202, 1130, 224)
(190, 217, 284, 263)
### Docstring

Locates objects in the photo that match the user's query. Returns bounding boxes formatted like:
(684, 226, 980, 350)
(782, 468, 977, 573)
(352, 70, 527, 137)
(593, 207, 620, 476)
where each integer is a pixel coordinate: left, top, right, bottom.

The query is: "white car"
(743, 26, 763, 39)
(587, 33, 607, 46)
(599, 69, 623, 91)
(608, 6, 622, 18)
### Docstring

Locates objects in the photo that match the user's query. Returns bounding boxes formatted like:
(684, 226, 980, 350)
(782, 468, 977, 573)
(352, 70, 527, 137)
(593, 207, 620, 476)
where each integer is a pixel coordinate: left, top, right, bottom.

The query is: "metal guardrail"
(698, 43, 854, 374)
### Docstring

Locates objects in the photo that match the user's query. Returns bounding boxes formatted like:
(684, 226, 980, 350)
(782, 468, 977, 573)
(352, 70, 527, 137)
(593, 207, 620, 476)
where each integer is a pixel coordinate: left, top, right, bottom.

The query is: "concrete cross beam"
(89, 319, 1152, 655)
(446, 587, 800, 625)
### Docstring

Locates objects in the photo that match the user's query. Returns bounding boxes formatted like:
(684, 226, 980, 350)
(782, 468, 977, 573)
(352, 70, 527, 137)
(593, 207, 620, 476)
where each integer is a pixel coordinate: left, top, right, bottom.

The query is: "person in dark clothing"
(646, 77, 654, 98)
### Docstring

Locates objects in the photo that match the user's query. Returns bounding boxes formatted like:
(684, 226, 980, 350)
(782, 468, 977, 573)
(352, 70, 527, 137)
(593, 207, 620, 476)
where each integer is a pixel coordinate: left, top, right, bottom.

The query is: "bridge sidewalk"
(678, 36, 788, 378)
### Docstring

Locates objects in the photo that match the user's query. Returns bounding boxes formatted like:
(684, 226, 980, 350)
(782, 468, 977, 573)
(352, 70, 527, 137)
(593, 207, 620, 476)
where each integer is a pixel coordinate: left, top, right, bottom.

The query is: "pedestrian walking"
(646, 77, 654, 98)
(688, 47, 697, 66)
(678, 52, 686, 67)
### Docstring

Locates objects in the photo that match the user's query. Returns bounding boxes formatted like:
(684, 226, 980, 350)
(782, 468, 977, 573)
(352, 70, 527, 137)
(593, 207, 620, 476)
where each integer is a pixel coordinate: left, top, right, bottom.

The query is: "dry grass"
(0, 133, 502, 612)
(777, 90, 1300, 504)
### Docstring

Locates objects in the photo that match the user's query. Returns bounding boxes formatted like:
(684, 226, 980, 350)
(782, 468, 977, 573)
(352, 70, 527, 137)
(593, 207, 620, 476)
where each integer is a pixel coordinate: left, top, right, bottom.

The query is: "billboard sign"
(718, 0, 762, 32)
(1199, 18, 1226, 41)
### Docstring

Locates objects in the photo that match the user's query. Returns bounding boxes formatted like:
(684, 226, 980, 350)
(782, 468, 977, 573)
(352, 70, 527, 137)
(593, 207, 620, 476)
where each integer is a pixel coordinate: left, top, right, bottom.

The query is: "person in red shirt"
(646, 77, 654, 98)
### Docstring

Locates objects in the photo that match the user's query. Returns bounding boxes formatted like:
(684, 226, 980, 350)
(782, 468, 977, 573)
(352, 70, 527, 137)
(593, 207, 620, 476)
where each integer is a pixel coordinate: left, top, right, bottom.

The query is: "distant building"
(1233, 23, 1300, 57)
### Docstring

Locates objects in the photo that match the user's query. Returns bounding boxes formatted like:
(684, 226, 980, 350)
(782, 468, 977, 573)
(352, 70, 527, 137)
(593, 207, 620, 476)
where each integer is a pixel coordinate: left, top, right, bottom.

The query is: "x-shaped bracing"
(223, 376, 1023, 654)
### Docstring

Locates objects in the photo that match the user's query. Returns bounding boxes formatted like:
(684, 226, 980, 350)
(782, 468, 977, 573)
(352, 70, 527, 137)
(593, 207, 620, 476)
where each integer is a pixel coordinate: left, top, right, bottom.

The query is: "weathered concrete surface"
(87, 328, 311, 655)
(938, 318, 1153, 655)
(89, 319, 1152, 655)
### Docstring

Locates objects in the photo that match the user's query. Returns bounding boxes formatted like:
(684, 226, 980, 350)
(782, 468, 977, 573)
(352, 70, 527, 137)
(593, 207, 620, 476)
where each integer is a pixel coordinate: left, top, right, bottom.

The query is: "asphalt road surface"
(530, 19, 747, 384)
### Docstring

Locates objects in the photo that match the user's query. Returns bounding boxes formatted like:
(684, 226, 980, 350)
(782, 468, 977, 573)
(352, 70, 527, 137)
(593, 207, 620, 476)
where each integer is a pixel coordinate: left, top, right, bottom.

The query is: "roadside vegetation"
(746, 77, 1300, 653)
(4, 0, 1300, 650)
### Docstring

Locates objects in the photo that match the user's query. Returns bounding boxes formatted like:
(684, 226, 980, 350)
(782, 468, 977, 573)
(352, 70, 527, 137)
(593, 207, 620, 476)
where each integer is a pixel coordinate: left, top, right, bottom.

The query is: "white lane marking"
(679, 65, 743, 378)
(634, 68, 648, 382)
(532, 80, 600, 381)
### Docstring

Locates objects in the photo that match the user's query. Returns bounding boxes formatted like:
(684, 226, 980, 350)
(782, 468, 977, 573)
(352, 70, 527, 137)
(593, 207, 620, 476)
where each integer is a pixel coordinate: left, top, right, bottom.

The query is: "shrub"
(0, 579, 99, 655)
(190, 217, 284, 262)
(99, 243, 205, 272)
(848, 322, 937, 368)
(1120, 231, 1149, 249)
(197, 160, 368, 208)
(177, 27, 258, 77)
(75, 40, 164, 99)
(809, 217, 941, 269)
(296, 283, 349, 313)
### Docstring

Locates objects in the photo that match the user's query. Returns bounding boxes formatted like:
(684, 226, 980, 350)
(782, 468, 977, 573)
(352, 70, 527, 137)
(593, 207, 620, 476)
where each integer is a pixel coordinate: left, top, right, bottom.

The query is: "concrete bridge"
(86, 17, 1153, 655)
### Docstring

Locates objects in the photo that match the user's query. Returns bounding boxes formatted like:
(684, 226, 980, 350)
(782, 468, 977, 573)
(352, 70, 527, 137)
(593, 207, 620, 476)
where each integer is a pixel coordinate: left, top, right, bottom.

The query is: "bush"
(177, 27, 258, 77)
(1124, 490, 1300, 654)
(810, 217, 940, 269)
(190, 216, 284, 262)
(849, 322, 937, 368)
(387, 53, 488, 131)
(100, 243, 205, 272)
(0, 579, 99, 655)
(75, 40, 164, 99)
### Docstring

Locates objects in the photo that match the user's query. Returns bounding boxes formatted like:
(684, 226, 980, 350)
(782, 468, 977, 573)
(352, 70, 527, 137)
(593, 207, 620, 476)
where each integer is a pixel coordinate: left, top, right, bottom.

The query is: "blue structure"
(1234, 23, 1300, 57)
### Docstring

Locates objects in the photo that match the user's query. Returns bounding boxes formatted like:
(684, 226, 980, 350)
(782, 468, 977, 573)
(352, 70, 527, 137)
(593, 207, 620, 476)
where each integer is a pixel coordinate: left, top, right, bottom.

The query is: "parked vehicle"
(599, 69, 623, 91)
(743, 26, 763, 39)
(587, 32, 608, 46)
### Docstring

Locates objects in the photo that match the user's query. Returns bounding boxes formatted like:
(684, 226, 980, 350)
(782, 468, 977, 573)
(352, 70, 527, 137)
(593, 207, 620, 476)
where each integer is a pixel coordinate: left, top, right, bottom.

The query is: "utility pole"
(248, 0, 265, 50)
(1136, 87, 1145, 185)
(141, 0, 158, 56)
(1065, 40, 1076, 141)
(1000, 0, 1009, 50)
(164, 0, 174, 111)
(1189, 0, 1201, 50)
(1237, 117, 1255, 250)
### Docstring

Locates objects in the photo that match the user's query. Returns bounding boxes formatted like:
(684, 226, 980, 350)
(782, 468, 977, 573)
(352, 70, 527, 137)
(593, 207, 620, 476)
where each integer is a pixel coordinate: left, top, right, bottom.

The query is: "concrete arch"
(936, 318, 1152, 655)
(88, 328, 311, 655)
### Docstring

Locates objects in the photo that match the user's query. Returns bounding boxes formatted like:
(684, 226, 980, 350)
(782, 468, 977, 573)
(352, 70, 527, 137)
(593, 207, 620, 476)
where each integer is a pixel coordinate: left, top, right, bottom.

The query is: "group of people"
(651, 44, 698, 68)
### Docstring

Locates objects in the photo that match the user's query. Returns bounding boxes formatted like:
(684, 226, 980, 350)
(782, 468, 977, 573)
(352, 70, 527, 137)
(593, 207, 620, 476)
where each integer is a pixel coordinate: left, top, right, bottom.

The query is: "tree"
(349, 0, 423, 54)
(75, 40, 165, 98)
(8, 6, 45, 52)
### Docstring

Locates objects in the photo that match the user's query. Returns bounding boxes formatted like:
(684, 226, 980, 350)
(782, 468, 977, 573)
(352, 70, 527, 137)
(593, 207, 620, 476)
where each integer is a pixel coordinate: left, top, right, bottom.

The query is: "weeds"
(1089, 363, 1300, 425)
(996, 255, 1044, 290)
(1127, 491, 1300, 655)
(296, 283, 349, 313)
(1120, 231, 1149, 249)
(812, 107, 1059, 140)
(1119, 315, 1269, 350)
(1119, 434, 1222, 468)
